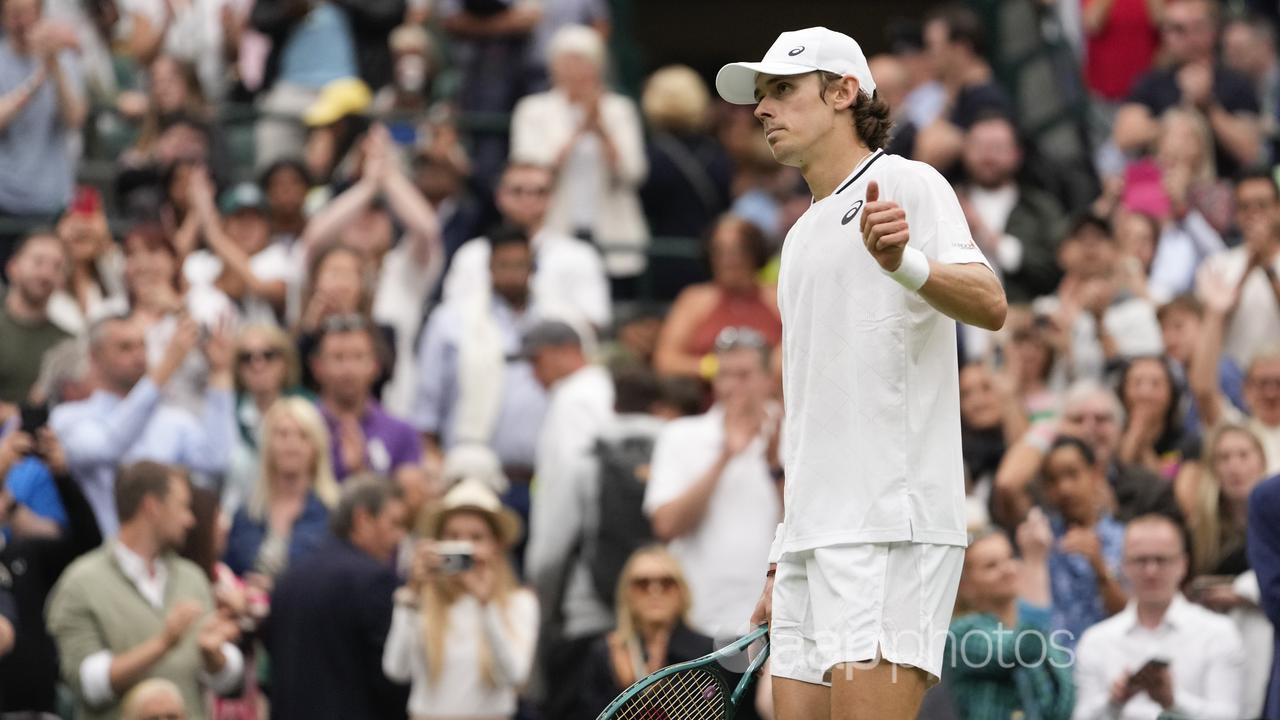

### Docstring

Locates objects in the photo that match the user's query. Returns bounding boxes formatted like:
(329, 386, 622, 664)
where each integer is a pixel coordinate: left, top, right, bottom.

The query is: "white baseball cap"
(716, 27, 877, 105)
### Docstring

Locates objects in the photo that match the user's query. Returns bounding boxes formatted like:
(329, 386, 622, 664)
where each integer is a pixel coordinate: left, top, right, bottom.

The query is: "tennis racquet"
(595, 625, 771, 720)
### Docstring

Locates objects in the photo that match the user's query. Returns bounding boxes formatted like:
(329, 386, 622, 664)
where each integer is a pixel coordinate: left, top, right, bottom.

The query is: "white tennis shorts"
(769, 541, 964, 685)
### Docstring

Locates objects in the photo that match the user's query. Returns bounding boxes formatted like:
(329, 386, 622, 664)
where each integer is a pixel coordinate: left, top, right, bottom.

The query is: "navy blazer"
(1248, 474, 1280, 720)
(264, 536, 408, 720)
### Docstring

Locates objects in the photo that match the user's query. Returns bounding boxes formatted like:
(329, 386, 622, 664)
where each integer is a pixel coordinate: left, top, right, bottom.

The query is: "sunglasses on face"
(630, 575, 678, 593)
(237, 348, 283, 365)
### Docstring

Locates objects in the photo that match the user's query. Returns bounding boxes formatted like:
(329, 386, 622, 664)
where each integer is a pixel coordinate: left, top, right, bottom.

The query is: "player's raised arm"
(861, 179, 1008, 330)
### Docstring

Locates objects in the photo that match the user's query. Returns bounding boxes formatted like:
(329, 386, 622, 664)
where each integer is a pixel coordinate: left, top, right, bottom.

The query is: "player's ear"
(834, 75, 860, 112)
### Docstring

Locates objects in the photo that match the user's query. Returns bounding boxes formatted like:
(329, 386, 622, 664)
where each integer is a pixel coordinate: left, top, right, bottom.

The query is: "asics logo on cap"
(788, 46, 805, 56)
(841, 200, 864, 226)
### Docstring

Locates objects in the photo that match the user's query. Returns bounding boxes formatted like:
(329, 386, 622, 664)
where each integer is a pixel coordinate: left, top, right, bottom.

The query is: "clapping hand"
(162, 600, 204, 649)
(1195, 264, 1239, 316)
(1015, 507, 1053, 563)
(1176, 62, 1214, 109)
(1059, 526, 1104, 567)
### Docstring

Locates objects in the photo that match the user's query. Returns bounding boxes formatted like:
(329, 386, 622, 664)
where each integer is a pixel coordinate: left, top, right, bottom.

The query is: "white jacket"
(510, 89, 649, 277)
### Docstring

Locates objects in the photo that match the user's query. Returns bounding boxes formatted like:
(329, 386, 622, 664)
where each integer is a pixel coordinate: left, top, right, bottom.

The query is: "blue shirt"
(410, 297, 547, 468)
(50, 378, 235, 536)
(223, 492, 330, 577)
(1048, 513, 1125, 650)
(278, 2, 357, 89)
(4, 456, 68, 530)
(0, 43, 81, 214)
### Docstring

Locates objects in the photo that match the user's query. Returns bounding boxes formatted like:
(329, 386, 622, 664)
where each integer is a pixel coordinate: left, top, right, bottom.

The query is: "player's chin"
(767, 142, 801, 167)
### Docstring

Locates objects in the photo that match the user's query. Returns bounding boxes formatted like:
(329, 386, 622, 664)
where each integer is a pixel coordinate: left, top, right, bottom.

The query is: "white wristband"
(883, 246, 931, 292)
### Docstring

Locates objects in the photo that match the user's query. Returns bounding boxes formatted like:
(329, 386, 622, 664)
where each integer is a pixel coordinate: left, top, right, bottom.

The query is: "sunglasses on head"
(320, 313, 369, 334)
(630, 575, 678, 593)
(714, 326, 768, 354)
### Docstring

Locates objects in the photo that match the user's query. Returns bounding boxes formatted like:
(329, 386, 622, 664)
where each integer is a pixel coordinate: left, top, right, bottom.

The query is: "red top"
(1084, 0, 1160, 101)
(685, 287, 783, 357)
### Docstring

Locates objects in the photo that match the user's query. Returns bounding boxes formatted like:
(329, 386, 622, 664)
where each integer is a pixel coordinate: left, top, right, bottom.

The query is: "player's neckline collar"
(834, 149, 885, 196)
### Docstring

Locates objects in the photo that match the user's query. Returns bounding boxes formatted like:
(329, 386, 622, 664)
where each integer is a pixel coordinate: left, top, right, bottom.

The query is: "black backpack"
(587, 433, 658, 607)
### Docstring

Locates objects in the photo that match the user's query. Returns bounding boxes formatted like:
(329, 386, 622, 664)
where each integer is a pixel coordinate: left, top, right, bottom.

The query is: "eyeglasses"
(1124, 554, 1181, 570)
(502, 184, 551, 197)
(1064, 412, 1116, 425)
(714, 326, 768, 353)
(630, 575, 678, 593)
(1247, 376, 1280, 390)
(237, 348, 283, 365)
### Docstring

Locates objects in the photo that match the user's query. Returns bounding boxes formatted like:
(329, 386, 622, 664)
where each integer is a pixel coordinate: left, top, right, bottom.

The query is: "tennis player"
(717, 27, 1008, 719)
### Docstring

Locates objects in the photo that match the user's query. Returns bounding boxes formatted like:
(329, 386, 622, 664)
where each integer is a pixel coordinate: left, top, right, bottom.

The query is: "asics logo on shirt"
(840, 200, 864, 226)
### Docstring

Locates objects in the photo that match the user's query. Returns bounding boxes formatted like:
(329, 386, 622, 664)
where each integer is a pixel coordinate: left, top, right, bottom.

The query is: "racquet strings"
(608, 666, 728, 720)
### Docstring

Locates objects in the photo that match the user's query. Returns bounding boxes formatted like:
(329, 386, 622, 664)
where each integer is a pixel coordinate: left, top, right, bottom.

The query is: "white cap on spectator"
(716, 27, 877, 105)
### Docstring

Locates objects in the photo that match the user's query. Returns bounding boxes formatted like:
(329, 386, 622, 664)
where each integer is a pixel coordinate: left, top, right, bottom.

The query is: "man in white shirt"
(715, 26, 1006, 719)
(46, 461, 243, 720)
(442, 162, 611, 328)
(1073, 514, 1245, 720)
(644, 327, 782, 637)
(523, 320, 614, 575)
(1202, 171, 1280, 369)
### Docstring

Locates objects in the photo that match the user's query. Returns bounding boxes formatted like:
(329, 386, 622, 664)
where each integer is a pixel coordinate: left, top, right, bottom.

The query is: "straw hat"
(423, 477, 523, 548)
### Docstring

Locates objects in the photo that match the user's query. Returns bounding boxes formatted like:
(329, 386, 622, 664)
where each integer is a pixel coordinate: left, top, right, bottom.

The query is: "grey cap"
(517, 320, 582, 359)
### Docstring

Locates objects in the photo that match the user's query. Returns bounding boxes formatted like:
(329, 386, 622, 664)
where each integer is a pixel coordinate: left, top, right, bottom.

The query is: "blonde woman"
(223, 398, 340, 579)
(1188, 423, 1268, 578)
(383, 478, 538, 720)
(1184, 423, 1273, 718)
(579, 546, 715, 719)
(639, 64, 732, 241)
(223, 323, 304, 516)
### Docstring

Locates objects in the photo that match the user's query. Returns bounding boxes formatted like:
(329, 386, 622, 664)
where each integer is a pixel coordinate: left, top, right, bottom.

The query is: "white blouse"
(382, 588, 539, 718)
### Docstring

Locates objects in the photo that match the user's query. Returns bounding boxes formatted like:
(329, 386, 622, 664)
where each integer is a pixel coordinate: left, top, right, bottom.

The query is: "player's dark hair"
(817, 72, 894, 151)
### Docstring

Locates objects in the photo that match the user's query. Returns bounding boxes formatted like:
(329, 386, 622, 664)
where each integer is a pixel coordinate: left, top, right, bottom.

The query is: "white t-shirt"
(182, 243, 298, 326)
(372, 240, 444, 417)
(1205, 247, 1280, 369)
(643, 406, 781, 636)
(442, 230, 611, 328)
(775, 149, 991, 554)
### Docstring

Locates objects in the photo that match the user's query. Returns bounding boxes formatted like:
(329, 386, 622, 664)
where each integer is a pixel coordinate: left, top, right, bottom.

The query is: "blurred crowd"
(1, 0, 1280, 719)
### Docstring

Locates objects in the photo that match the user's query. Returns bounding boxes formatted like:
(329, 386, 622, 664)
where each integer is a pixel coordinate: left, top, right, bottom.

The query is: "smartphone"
(434, 540, 475, 575)
(19, 402, 49, 433)
(69, 186, 102, 216)
(1134, 657, 1170, 680)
